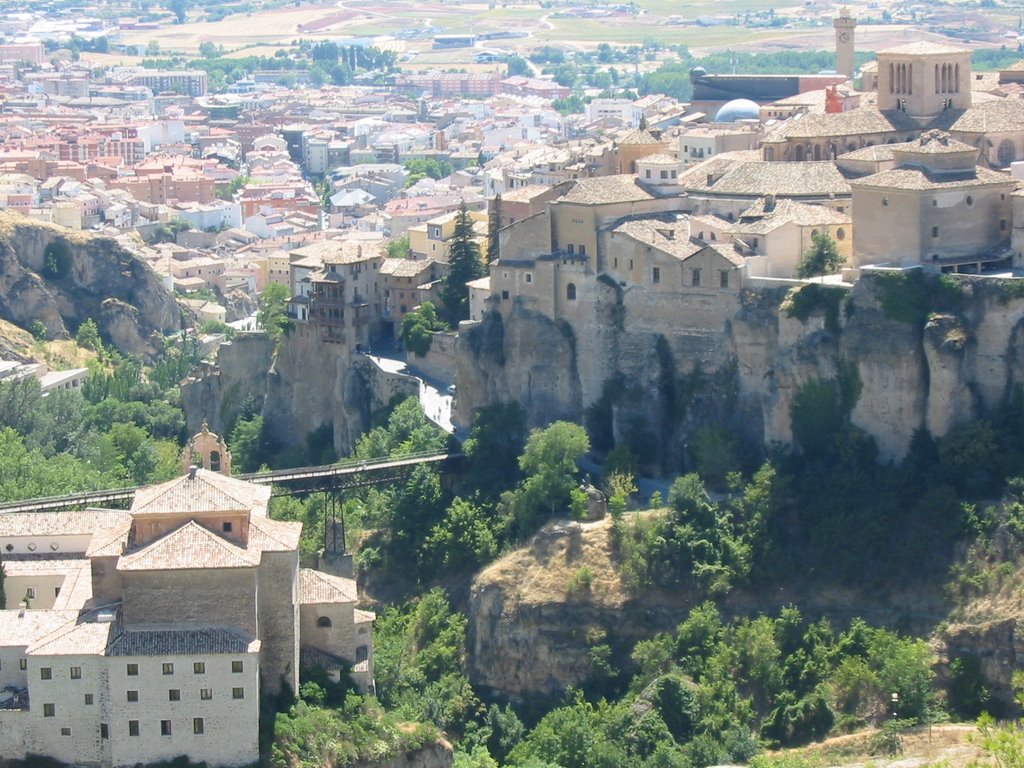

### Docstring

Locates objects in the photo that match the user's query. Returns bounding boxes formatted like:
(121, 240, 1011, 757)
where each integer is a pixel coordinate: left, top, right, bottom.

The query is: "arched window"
(998, 139, 1016, 167)
(795, 145, 804, 161)
(955, 63, 960, 93)
(316, 616, 332, 628)
(889, 63, 894, 94)
(566, 283, 577, 301)
(935, 64, 939, 94)
(813, 144, 821, 161)
(356, 645, 368, 662)
(210, 450, 220, 473)
(836, 228, 846, 241)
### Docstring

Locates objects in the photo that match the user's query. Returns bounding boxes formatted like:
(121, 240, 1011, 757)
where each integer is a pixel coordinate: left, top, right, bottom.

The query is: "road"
(366, 353, 455, 433)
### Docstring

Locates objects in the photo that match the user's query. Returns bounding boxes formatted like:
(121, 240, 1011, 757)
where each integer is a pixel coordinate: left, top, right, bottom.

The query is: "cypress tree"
(440, 203, 485, 323)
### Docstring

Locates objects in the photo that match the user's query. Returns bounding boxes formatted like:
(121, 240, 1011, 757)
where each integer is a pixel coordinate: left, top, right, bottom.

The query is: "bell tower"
(834, 8, 857, 79)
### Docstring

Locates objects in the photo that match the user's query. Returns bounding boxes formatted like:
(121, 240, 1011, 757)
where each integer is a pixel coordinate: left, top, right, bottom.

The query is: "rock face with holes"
(456, 274, 1024, 466)
(0, 214, 180, 357)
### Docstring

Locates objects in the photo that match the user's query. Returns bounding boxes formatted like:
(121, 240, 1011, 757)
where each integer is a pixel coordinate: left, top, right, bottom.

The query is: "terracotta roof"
(684, 160, 851, 197)
(0, 610, 78, 648)
(380, 257, 434, 278)
(85, 522, 132, 558)
(27, 617, 115, 656)
(558, 174, 657, 205)
(616, 128, 663, 146)
(500, 184, 554, 203)
(2, 554, 87, 577)
(850, 165, 1016, 191)
(764, 108, 919, 141)
(248, 515, 302, 553)
(298, 568, 357, 604)
(897, 130, 977, 155)
(609, 215, 701, 261)
(705, 242, 747, 267)
(130, 469, 270, 517)
(0, 509, 131, 538)
(117, 521, 260, 572)
(738, 198, 850, 228)
(107, 627, 259, 656)
(879, 41, 970, 56)
(937, 100, 1024, 134)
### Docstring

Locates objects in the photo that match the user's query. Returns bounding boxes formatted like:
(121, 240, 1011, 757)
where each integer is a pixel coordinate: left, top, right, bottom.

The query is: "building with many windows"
(0, 442, 373, 767)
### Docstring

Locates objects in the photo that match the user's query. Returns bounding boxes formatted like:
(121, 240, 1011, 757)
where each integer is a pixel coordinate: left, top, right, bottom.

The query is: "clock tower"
(834, 8, 857, 79)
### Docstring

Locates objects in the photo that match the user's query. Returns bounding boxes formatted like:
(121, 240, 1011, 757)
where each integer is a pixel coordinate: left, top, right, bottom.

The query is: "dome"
(715, 98, 760, 123)
(689, 66, 707, 79)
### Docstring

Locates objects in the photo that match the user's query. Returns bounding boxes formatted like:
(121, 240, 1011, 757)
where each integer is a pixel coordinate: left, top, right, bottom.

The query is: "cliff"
(457, 274, 1024, 465)
(181, 325, 420, 455)
(0, 214, 180, 358)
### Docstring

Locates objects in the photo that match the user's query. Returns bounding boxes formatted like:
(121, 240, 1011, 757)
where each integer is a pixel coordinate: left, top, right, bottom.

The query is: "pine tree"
(487, 194, 502, 264)
(440, 204, 485, 323)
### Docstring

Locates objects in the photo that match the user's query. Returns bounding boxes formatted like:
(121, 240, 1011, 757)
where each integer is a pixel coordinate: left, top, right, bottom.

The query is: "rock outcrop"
(458, 274, 1024, 464)
(0, 214, 180, 357)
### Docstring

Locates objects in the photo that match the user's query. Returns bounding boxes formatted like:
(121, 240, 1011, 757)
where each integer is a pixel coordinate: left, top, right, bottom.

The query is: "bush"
(42, 239, 72, 279)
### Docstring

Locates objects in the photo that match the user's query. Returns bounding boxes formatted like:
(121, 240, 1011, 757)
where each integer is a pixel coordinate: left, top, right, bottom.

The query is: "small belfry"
(181, 420, 232, 476)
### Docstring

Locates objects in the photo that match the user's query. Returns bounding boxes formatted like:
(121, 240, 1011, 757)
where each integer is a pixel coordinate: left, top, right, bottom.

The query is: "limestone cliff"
(0, 213, 180, 358)
(458, 275, 1024, 464)
(182, 325, 420, 456)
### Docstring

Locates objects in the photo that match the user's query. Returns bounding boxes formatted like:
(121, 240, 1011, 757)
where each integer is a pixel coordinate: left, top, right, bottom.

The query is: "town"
(5, 0, 1024, 765)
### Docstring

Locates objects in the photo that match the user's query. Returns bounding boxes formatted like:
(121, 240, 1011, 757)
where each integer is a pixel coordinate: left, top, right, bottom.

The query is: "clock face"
(839, 31, 850, 42)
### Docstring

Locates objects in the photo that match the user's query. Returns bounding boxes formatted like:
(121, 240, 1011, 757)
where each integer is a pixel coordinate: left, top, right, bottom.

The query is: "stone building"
(0, 464, 373, 767)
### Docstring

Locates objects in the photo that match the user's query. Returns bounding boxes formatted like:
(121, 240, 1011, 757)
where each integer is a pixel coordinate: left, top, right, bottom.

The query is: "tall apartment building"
(0, 427, 373, 767)
(130, 70, 209, 98)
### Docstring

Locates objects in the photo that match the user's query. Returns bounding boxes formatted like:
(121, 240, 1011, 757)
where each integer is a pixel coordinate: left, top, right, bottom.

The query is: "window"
(232, 661, 244, 674)
(61, 727, 71, 736)
(998, 139, 1016, 167)
(836, 228, 847, 241)
(966, 195, 974, 206)
(162, 663, 174, 675)
(720, 271, 730, 289)
(100, 723, 108, 740)
(882, 196, 889, 207)
(194, 718, 205, 735)
(85, 694, 94, 705)
(26, 587, 35, 598)
(193, 662, 205, 674)
(692, 269, 701, 287)
(200, 688, 212, 700)
(356, 645, 369, 663)
(222, 521, 233, 533)
(19, 659, 26, 671)
(1002, 219, 1008, 231)
(128, 720, 139, 737)
(645, 169, 651, 179)
(127, 690, 138, 703)
(567, 244, 574, 254)
(40, 668, 52, 680)
(232, 687, 245, 700)
(210, 450, 220, 472)
(501, 290, 509, 300)
(652, 267, 660, 284)
(566, 283, 577, 301)
(316, 616, 332, 628)
(932, 226, 939, 238)
(169, 689, 181, 701)
(43, 703, 55, 717)
(660, 170, 668, 179)
(53, 586, 60, 597)
(579, 245, 586, 255)
(127, 664, 138, 676)
(70, 667, 81, 680)
(525, 273, 532, 284)
(161, 720, 172, 737)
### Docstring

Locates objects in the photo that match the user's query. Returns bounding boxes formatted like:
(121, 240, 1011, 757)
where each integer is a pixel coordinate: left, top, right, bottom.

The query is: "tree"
(168, 0, 188, 24)
(440, 204, 485, 323)
(146, 40, 161, 56)
(505, 55, 531, 77)
(387, 235, 410, 259)
(462, 402, 527, 499)
(257, 282, 291, 341)
(75, 319, 103, 352)
(796, 232, 845, 279)
(401, 301, 443, 357)
(487, 194, 501, 263)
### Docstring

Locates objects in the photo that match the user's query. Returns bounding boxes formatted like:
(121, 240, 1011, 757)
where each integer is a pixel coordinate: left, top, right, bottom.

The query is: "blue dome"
(689, 66, 707, 79)
(715, 98, 760, 123)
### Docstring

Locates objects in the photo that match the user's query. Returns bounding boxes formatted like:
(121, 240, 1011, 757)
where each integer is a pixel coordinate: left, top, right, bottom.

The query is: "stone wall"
(408, 331, 457, 384)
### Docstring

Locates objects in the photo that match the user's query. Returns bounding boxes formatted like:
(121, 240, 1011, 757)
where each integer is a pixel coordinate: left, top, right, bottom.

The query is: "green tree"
(440, 204, 485, 323)
(199, 41, 218, 58)
(168, 0, 188, 23)
(75, 319, 103, 352)
(387, 235, 410, 259)
(401, 301, 442, 357)
(462, 401, 527, 499)
(796, 232, 845, 279)
(257, 282, 291, 341)
(230, 415, 266, 472)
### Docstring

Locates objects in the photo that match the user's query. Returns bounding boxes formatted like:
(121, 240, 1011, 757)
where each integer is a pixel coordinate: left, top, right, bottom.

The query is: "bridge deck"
(0, 452, 460, 515)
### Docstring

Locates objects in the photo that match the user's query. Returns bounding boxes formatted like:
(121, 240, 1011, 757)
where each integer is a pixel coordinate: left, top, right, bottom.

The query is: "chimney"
(189, 464, 198, 479)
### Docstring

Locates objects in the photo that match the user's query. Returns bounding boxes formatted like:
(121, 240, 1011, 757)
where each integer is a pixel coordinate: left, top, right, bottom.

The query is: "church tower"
(834, 8, 857, 79)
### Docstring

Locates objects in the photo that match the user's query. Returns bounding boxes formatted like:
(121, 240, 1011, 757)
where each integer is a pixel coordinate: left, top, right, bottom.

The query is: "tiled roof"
(354, 608, 376, 624)
(380, 257, 434, 278)
(737, 199, 850, 231)
(27, 617, 115, 656)
(500, 184, 553, 203)
(0, 509, 131, 538)
(2, 554, 87, 577)
(706, 242, 747, 267)
(130, 469, 270, 517)
(897, 130, 977, 155)
(248, 516, 302, 553)
(637, 153, 679, 165)
(558, 175, 656, 205)
(298, 568, 357, 604)
(0, 610, 78, 648)
(879, 41, 970, 56)
(289, 238, 385, 266)
(850, 166, 1016, 191)
(616, 128, 663, 146)
(764, 108, 919, 141)
(107, 627, 259, 657)
(117, 521, 260, 572)
(937, 100, 1024, 133)
(684, 160, 851, 197)
(838, 144, 900, 162)
(610, 215, 701, 262)
(85, 522, 132, 558)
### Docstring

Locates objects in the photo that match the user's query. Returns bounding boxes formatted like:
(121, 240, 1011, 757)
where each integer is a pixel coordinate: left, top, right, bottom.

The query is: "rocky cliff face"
(0, 214, 180, 357)
(181, 325, 420, 456)
(458, 275, 1024, 464)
